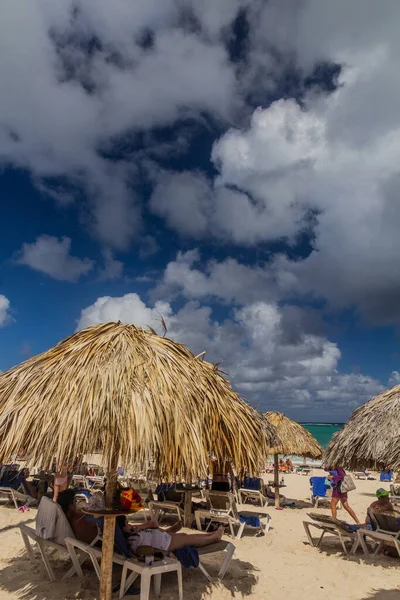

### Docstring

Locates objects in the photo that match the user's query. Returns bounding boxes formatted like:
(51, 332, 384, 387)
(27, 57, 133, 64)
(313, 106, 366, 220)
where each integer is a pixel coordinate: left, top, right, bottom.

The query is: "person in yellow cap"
(365, 488, 394, 528)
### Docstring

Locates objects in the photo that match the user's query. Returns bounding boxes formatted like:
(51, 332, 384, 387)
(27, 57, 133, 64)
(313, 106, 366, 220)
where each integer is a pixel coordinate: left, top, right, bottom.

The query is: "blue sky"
(1, 1, 400, 421)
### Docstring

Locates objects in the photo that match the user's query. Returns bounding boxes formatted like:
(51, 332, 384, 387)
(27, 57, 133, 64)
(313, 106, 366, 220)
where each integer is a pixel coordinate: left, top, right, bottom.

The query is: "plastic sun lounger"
(354, 471, 375, 480)
(195, 491, 271, 540)
(19, 497, 101, 583)
(303, 512, 361, 556)
(356, 509, 400, 559)
(0, 486, 36, 509)
(148, 500, 183, 524)
(239, 477, 269, 507)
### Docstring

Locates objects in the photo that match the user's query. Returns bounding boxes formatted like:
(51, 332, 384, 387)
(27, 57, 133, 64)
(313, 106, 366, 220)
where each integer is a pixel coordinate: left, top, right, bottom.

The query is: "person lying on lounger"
(121, 516, 225, 557)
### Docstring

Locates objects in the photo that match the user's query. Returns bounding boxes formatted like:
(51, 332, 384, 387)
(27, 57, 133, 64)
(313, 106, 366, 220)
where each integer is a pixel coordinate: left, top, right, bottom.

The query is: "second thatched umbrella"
(324, 384, 400, 471)
(264, 411, 323, 506)
(0, 322, 275, 600)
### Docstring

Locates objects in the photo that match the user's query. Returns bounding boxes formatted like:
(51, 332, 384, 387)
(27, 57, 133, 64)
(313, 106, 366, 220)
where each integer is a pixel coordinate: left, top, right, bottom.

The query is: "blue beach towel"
(174, 546, 199, 568)
(242, 477, 262, 491)
(238, 513, 261, 527)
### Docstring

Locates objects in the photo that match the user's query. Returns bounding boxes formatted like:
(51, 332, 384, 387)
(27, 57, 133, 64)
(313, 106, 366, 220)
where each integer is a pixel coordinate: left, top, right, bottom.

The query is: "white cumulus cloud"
(0, 295, 12, 327)
(15, 235, 94, 282)
(76, 292, 383, 420)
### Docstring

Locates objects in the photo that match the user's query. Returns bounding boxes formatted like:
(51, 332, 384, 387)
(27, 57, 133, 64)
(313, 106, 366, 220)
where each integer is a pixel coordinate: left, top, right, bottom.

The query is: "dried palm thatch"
(264, 411, 323, 458)
(0, 321, 274, 479)
(264, 411, 322, 507)
(324, 384, 400, 471)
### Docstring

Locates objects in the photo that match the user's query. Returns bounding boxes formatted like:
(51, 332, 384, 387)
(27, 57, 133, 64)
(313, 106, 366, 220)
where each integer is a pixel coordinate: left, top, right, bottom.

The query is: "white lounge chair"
(195, 491, 271, 540)
(303, 512, 361, 556)
(0, 486, 36, 509)
(148, 500, 183, 524)
(354, 471, 374, 480)
(19, 496, 99, 581)
(356, 509, 400, 558)
(238, 478, 269, 507)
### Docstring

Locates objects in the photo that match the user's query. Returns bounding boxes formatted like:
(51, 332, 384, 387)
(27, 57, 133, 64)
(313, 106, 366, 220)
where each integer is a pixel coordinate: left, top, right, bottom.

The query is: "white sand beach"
(0, 471, 398, 600)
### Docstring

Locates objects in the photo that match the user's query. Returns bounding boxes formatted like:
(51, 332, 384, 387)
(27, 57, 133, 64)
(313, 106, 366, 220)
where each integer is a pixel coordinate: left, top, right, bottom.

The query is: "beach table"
(175, 486, 202, 528)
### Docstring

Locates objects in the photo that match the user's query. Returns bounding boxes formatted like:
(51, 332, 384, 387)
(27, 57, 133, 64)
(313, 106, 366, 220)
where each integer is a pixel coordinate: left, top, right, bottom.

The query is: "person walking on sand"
(327, 466, 360, 524)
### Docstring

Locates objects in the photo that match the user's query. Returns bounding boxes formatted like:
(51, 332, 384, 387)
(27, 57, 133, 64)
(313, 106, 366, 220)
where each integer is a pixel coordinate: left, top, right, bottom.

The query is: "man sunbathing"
(122, 516, 224, 557)
(58, 489, 224, 555)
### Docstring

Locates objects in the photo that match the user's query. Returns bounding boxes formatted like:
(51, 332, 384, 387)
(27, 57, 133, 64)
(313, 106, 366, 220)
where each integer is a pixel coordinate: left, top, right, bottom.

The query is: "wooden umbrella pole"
(100, 452, 119, 600)
(274, 453, 280, 508)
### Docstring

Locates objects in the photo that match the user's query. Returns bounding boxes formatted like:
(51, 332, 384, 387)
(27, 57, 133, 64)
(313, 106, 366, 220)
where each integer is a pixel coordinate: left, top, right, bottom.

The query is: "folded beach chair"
(303, 512, 361, 556)
(238, 477, 269, 507)
(148, 484, 183, 524)
(356, 509, 400, 558)
(195, 491, 271, 540)
(309, 477, 331, 508)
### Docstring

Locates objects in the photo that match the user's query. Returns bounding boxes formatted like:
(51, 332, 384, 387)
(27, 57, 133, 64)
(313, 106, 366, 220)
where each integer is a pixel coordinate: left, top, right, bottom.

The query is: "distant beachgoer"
(285, 458, 293, 472)
(326, 466, 360, 524)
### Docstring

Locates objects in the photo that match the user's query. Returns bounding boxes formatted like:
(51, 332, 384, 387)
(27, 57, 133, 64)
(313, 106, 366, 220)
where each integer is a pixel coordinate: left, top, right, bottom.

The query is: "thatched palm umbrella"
(324, 384, 400, 471)
(0, 322, 275, 600)
(264, 411, 323, 506)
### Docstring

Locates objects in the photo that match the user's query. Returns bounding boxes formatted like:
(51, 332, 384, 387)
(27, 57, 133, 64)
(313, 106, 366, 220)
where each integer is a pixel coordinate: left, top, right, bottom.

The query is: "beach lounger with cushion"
(239, 477, 269, 507)
(303, 512, 361, 556)
(309, 477, 332, 509)
(356, 509, 400, 558)
(195, 491, 271, 540)
(0, 466, 37, 509)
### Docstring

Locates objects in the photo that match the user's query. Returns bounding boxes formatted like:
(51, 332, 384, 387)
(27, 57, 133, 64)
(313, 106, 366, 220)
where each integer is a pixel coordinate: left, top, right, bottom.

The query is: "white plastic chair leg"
(64, 541, 84, 578)
(37, 542, 56, 582)
(119, 563, 138, 599)
(177, 564, 183, 600)
(218, 543, 235, 579)
(140, 569, 151, 600)
(235, 522, 245, 540)
(20, 530, 35, 561)
(198, 562, 213, 581)
(153, 573, 161, 595)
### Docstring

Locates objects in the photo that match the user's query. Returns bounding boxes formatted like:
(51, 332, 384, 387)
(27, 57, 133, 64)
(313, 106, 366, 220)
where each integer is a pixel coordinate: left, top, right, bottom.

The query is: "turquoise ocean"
(302, 423, 343, 448)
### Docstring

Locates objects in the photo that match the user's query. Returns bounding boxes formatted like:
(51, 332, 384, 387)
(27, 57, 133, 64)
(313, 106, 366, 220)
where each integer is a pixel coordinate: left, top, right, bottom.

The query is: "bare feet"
(216, 525, 225, 540)
(166, 521, 183, 534)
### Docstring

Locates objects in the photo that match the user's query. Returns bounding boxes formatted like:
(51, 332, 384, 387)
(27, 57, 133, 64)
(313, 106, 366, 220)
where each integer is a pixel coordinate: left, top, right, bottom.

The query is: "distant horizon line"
(300, 422, 344, 426)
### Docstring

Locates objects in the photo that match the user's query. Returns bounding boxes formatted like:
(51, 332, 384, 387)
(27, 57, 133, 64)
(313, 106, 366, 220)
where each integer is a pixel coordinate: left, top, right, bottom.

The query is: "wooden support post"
(100, 452, 119, 600)
(274, 454, 280, 508)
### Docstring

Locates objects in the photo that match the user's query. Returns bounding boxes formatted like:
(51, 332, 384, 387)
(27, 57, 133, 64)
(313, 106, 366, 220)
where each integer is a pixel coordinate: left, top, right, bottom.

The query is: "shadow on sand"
(0, 546, 259, 600)
(361, 590, 400, 599)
